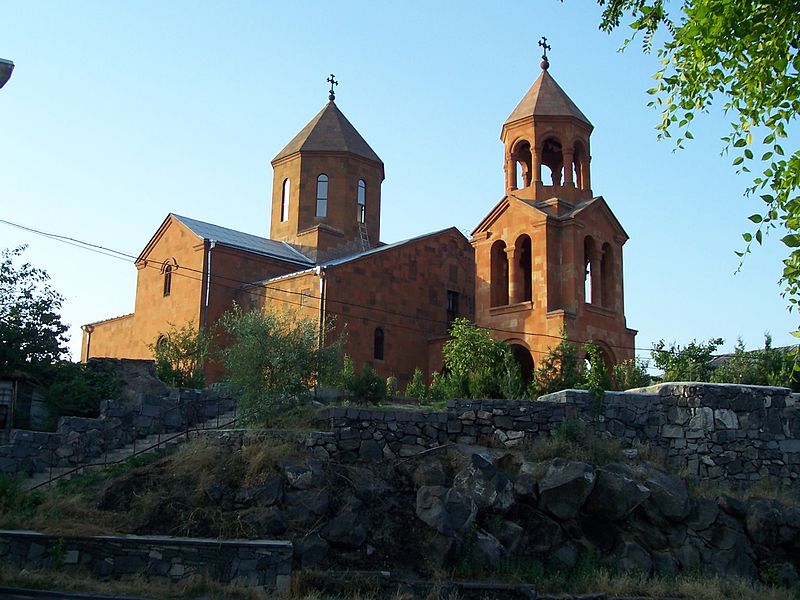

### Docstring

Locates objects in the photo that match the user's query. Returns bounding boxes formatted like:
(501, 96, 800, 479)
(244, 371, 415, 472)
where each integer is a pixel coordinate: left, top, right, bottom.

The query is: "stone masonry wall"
(310, 383, 800, 486)
(0, 530, 292, 590)
(0, 388, 236, 476)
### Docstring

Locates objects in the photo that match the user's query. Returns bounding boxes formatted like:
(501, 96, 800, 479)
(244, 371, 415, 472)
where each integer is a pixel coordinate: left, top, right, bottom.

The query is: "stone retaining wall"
(0, 530, 292, 590)
(0, 388, 235, 475)
(311, 383, 800, 485)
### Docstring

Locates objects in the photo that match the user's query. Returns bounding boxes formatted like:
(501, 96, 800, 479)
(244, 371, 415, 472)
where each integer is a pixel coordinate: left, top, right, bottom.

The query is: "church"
(81, 52, 635, 387)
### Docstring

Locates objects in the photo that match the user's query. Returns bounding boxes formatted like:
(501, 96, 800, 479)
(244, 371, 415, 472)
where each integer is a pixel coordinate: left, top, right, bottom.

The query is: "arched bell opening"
(510, 140, 533, 189)
(514, 234, 532, 303)
(573, 140, 589, 190)
(601, 242, 613, 309)
(541, 137, 563, 186)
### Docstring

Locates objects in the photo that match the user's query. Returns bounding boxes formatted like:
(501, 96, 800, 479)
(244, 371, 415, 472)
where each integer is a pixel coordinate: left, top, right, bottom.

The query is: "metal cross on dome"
(538, 37, 552, 70)
(327, 74, 338, 101)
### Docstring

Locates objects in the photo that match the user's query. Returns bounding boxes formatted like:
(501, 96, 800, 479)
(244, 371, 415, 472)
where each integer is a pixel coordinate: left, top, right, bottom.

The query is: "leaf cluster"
(0, 246, 69, 378)
(148, 321, 213, 389)
(651, 337, 723, 382)
(592, 1, 800, 309)
(220, 305, 341, 424)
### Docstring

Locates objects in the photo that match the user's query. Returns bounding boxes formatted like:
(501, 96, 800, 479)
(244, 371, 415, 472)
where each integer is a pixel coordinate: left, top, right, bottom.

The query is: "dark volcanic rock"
(453, 454, 514, 512)
(416, 485, 477, 538)
(537, 459, 595, 520)
(584, 466, 650, 520)
(322, 501, 370, 548)
(413, 459, 447, 488)
(642, 470, 690, 523)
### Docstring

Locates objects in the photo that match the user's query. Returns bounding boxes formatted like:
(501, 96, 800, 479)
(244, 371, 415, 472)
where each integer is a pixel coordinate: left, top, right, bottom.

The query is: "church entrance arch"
(510, 343, 535, 382)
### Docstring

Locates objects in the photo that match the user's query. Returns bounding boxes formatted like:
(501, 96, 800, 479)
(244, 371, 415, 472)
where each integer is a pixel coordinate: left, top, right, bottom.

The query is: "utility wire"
(1, 216, 726, 360)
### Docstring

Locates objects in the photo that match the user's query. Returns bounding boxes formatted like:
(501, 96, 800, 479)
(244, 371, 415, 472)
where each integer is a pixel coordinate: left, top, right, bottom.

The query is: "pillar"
(563, 147, 574, 186)
(506, 246, 522, 304)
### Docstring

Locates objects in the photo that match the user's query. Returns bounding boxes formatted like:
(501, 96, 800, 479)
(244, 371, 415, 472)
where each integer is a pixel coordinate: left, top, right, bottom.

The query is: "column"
(506, 157, 517, 191)
(590, 250, 602, 306)
(563, 147, 574, 186)
(506, 246, 521, 304)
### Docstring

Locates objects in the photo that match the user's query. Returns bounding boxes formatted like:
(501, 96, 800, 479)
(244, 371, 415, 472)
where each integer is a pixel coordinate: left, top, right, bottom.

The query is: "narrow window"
(374, 327, 384, 360)
(446, 290, 459, 325)
(357, 179, 366, 223)
(163, 264, 173, 297)
(281, 178, 290, 222)
(316, 174, 328, 217)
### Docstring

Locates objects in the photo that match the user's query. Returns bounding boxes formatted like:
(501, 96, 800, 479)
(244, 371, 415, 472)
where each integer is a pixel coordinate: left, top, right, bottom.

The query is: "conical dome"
(504, 70, 592, 128)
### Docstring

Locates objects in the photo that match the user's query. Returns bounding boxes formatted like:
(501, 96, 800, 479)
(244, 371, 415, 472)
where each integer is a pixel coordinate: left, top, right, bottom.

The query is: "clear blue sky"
(1, 1, 796, 365)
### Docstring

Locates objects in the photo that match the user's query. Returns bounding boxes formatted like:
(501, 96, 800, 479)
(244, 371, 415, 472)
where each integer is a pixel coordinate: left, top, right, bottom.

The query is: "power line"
(1, 216, 717, 359)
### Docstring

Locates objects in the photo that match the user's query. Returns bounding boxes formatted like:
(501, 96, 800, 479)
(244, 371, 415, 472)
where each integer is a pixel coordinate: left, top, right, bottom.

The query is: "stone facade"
(472, 64, 636, 375)
(310, 383, 800, 486)
(0, 530, 292, 590)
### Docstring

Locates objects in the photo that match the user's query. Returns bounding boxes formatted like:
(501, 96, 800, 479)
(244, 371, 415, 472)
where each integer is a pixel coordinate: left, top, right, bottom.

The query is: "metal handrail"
(32, 394, 237, 491)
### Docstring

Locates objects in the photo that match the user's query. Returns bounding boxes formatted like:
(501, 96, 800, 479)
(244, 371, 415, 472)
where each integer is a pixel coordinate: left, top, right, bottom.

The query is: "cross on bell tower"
(538, 36, 551, 70)
(327, 74, 338, 101)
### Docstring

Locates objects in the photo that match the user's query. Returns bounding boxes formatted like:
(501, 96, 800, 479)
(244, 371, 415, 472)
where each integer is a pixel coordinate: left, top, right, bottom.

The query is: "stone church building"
(81, 60, 635, 386)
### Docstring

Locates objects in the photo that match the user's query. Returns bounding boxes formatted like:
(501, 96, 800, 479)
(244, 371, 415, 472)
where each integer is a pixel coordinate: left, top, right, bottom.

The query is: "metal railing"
(30, 395, 238, 491)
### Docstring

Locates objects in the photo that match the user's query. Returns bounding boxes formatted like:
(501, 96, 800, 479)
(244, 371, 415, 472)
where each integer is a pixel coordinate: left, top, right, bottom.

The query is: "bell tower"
(501, 38, 593, 205)
(471, 41, 636, 375)
(270, 76, 385, 262)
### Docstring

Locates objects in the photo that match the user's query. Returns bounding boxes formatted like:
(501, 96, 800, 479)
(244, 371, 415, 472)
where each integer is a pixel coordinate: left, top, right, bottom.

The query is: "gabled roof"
(504, 69, 592, 128)
(272, 101, 383, 164)
(471, 195, 628, 240)
(138, 214, 313, 266)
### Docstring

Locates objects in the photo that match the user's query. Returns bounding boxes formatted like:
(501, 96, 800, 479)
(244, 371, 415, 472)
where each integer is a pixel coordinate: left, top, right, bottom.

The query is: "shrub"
(652, 337, 723, 382)
(345, 364, 386, 405)
(582, 342, 611, 414)
(42, 361, 118, 430)
(148, 321, 213, 389)
(611, 357, 652, 390)
(404, 367, 427, 399)
(533, 331, 583, 396)
(220, 305, 341, 424)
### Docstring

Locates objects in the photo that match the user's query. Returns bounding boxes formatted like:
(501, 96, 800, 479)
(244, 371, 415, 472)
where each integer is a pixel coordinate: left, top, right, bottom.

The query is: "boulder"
(295, 534, 329, 568)
(473, 529, 504, 567)
(413, 459, 447, 487)
(453, 455, 515, 512)
(239, 506, 287, 535)
(281, 459, 324, 490)
(521, 511, 562, 554)
(616, 540, 652, 574)
(492, 519, 525, 555)
(416, 485, 477, 538)
(285, 489, 329, 524)
(537, 459, 595, 520)
(234, 477, 283, 508)
(687, 498, 719, 532)
(745, 499, 782, 547)
(642, 470, 689, 523)
(584, 466, 650, 520)
(322, 501, 370, 548)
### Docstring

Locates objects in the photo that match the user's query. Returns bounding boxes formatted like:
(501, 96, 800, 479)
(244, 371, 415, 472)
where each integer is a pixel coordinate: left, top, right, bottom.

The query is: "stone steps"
(22, 409, 238, 491)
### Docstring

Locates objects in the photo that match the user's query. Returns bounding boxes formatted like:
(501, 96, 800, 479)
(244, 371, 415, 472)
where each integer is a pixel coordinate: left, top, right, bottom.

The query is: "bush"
(404, 367, 427, 400)
(149, 321, 213, 389)
(345, 364, 386, 405)
(710, 334, 798, 389)
(42, 361, 118, 430)
(652, 337, 723, 381)
(611, 357, 652, 390)
(532, 331, 583, 396)
(582, 342, 611, 413)
(220, 305, 341, 424)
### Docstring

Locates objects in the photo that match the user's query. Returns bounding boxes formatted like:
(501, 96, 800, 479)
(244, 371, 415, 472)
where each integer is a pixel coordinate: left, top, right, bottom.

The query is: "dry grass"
(0, 565, 270, 599)
(687, 474, 800, 509)
(522, 420, 622, 466)
(242, 441, 297, 486)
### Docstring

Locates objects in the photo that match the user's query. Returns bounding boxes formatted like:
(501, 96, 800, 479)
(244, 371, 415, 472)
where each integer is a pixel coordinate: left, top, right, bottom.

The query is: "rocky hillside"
(15, 425, 797, 597)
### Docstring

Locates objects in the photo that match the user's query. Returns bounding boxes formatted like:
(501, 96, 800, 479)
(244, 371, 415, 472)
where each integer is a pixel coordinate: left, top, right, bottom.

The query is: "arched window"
(281, 178, 290, 222)
(163, 264, 173, 297)
(374, 327, 384, 360)
(357, 179, 366, 223)
(601, 242, 613, 309)
(316, 174, 328, 217)
(515, 234, 532, 302)
(584, 236, 596, 304)
(490, 240, 509, 307)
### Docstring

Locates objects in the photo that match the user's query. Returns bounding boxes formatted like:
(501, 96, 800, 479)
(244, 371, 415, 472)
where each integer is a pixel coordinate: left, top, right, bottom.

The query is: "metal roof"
(172, 214, 313, 265)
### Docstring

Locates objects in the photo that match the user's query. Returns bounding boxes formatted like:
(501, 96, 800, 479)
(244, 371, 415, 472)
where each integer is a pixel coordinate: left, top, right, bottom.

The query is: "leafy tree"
(710, 334, 798, 389)
(0, 246, 69, 378)
(42, 362, 119, 430)
(148, 321, 213, 389)
(588, 1, 800, 307)
(582, 342, 611, 411)
(651, 337, 723, 381)
(344, 364, 387, 405)
(532, 331, 583, 396)
(220, 305, 341, 424)
(442, 318, 516, 399)
(611, 357, 652, 390)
